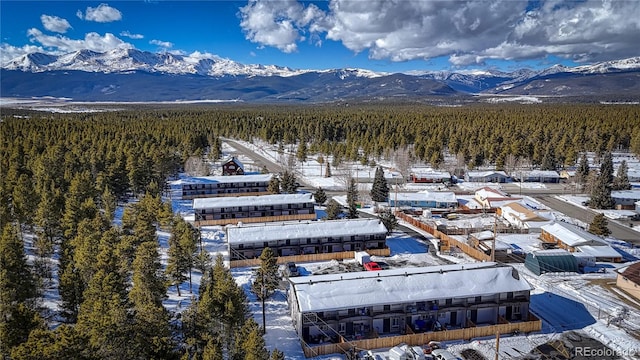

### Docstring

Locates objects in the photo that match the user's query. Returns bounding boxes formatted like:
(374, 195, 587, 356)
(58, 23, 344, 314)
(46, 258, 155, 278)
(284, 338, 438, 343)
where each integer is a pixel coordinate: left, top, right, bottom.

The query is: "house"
(193, 193, 315, 226)
(611, 190, 640, 210)
(539, 222, 622, 262)
(499, 201, 555, 231)
(410, 170, 452, 184)
(180, 174, 273, 199)
(616, 261, 640, 301)
(559, 169, 576, 181)
(388, 191, 458, 209)
(288, 263, 535, 347)
(226, 219, 388, 260)
(465, 171, 509, 183)
(524, 249, 579, 275)
(517, 170, 561, 183)
(222, 156, 245, 176)
(474, 187, 520, 209)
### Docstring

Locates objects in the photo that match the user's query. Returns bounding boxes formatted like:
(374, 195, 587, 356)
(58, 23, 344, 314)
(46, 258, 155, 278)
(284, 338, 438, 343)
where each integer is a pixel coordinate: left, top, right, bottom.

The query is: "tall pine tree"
(370, 166, 389, 203)
(612, 160, 632, 190)
(590, 152, 615, 209)
(346, 177, 359, 219)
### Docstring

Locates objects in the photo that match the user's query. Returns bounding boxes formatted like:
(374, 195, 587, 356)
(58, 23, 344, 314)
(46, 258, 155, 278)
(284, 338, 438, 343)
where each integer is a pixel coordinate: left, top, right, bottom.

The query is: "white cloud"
(120, 31, 143, 40)
(78, 3, 122, 23)
(239, 0, 326, 53)
(40, 15, 72, 33)
(150, 39, 173, 49)
(27, 28, 133, 53)
(0, 44, 46, 65)
(238, 0, 640, 66)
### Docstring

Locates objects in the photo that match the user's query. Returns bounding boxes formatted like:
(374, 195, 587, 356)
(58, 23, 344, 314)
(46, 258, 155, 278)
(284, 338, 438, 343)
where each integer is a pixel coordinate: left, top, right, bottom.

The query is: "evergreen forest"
(1, 103, 639, 359)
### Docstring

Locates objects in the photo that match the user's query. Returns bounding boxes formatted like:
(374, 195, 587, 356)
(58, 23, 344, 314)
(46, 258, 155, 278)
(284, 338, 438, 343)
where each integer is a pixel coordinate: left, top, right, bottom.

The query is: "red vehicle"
(363, 262, 382, 271)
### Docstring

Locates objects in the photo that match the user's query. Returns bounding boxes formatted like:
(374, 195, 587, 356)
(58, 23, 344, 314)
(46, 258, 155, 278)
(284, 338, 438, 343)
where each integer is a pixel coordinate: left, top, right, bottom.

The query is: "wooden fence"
(395, 211, 492, 261)
(229, 248, 391, 268)
(302, 312, 542, 357)
(195, 213, 316, 227)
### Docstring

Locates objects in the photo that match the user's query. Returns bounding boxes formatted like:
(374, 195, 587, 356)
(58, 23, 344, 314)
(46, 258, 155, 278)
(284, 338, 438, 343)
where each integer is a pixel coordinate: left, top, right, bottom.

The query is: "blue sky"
(1, 1, 639, 73)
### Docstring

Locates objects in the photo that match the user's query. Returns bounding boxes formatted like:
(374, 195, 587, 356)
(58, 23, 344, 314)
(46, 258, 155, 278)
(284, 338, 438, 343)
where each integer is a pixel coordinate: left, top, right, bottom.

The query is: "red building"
(222, 157, 244, 176)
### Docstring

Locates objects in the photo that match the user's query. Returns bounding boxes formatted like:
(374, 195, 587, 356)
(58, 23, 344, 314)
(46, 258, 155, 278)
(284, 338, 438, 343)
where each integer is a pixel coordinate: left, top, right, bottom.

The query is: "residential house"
(500, 201, 555, 231)
(516, 170, 561, 183)
(226, 218, 388, 260)
(539, 222, 622, 262)
(474, 187, 520, 209)
(410, 171, 452, 184)
(388, 191, 458, 209)
(616, 261, 640, 301)
(193, 193, 315, 226)
(611, 190, 640, 210)
(288, 263, 535, 345)
(222, 156, 245, 176)
(180, 174, 273, 199)
(465, 171, 509, 183)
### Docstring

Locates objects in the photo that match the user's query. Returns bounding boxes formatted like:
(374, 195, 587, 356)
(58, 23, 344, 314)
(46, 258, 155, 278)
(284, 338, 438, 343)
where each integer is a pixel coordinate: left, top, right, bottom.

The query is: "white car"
(431, 349, 459, 360)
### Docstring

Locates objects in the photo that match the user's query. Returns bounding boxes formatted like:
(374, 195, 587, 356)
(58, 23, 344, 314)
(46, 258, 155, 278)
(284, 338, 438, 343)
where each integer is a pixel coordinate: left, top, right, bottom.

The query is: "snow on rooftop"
(393, 191, 457, 203)
(574, 245, 621, 258)
(520, 170, 560, 177)
(611, 189, 640, 200)
(193, 193, 313, 209)
(176, 174, 273, 185)
(226, 218, 387, 244)
(541, 222, 606, 247)
(467, 170, 509, 178)
(289, 263, 532, 312)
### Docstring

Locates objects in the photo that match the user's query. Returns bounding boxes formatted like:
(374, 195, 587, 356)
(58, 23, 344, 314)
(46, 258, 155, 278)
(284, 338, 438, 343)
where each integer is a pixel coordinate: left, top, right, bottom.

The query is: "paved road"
(224, 140, 639, 245)
(536, 195, 639, 245)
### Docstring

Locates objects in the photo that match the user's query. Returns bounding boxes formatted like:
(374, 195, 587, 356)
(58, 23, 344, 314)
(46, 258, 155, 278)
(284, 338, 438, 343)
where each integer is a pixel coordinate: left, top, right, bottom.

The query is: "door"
(471, 309, 478, 323)
(346, 322, 354, 336)
(302, 327, 310, 341)
(383, 318, 390, 333)
(450, 311, 457, 327)
(506, 306, 512, 320)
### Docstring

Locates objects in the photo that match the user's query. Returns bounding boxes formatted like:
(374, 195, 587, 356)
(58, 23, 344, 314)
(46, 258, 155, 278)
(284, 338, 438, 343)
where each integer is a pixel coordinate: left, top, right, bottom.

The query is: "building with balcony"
(226, 218, 388, 260)
(288, 263, 533, 346)
(193, 193, 315, 226)
(181, 174, 273, 199)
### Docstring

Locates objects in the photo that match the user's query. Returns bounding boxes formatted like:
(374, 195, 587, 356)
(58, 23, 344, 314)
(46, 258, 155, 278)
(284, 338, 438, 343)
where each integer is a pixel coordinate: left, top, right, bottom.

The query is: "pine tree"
(325, 162, 331, 178)
(313, 187, 327, 205)
(201, 337, 223, 360)
(270, 348, 285, 360)
(377, 208, 398, 234)
(612, 160, 632, 190)
(325, 199, 342, 220)
(261, 165, 269, 174)
(252, 249, 279, 299)
(576, 153, 590, 190)
(346, 177, 359, 219)
(588, 213, 611, 237)
(166, 222, 189, 297)
(296, 142, 308, 163)
(267, 177, 280, 194)
(590, 152, 615, 209)
(370, 166, 389, 203)
(281, 171, 297, 194)
(10, 325, 94, 360)
(0, 224, 42, 356)
(12, 173, 38, 229)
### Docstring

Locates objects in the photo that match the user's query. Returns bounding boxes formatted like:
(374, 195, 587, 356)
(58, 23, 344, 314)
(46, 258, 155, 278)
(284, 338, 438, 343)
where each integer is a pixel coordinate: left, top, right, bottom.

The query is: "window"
(512, 306, 521, 315)
(507, 292, 514, 300)
(475, 296, 482, 303)
(446, 299, 452, 306)
(391, 318, 399, 327)
(348, 308, 355, 316)
(384, 305, 391, 311)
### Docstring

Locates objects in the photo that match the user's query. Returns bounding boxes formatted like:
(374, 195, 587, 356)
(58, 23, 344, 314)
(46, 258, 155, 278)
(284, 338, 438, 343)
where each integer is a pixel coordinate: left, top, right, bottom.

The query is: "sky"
(1, 0, 640, 73)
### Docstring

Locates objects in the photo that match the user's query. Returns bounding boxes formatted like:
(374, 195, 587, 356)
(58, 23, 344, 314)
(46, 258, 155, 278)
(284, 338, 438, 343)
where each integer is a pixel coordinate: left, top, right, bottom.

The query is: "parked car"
(431, 349, 459, 360)
(285, 262, 299, 277)
(363, 262, 382, 271)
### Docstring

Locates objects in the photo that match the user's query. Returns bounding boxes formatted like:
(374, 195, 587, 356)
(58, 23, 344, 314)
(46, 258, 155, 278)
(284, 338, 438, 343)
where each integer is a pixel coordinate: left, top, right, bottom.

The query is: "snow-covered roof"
(289, 263, 532, 313)
(180, 174, 273, 185)
(193, 193, 313, 209)
(470, 230, 494, 240)
(530, 249, 573, 257)
(540, 222, 606, 247)
(502, 202, 553, 222)
(467, 171, 509, 178)
(611, 190, 640, 200)
(475, 187, 510, 200)
(481, 240, 512, 251)
(520, 170, 560, 178)
(222, 156, 244, 170)
(412, 170, 451, 179)
(226, 219, 387, 244)
(393, 191, 457, 203)
(574, 245, 621, 259)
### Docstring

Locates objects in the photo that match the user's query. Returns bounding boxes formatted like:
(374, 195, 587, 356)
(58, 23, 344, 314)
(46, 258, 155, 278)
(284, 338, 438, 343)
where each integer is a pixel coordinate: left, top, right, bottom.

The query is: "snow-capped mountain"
(1, 49, 639, 102)
(2, 48, 385, 79)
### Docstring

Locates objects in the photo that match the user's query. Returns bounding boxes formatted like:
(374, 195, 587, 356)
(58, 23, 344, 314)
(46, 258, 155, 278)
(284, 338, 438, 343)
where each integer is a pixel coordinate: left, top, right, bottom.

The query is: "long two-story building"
(193, 193, 316, 226)
(288, 263, 533, 345)
(226, 218, 388, 260)
(181, 174, 273, 199)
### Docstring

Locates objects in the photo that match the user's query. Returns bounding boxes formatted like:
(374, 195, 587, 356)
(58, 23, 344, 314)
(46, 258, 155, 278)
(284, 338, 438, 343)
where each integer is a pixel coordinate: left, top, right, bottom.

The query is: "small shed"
(222, 157, 244, 176)
(525, 249, 579, 276)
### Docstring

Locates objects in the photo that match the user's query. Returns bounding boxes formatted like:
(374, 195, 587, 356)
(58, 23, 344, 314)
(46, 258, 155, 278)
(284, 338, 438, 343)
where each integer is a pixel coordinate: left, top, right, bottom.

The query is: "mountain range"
(2, 49, 640, 103)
